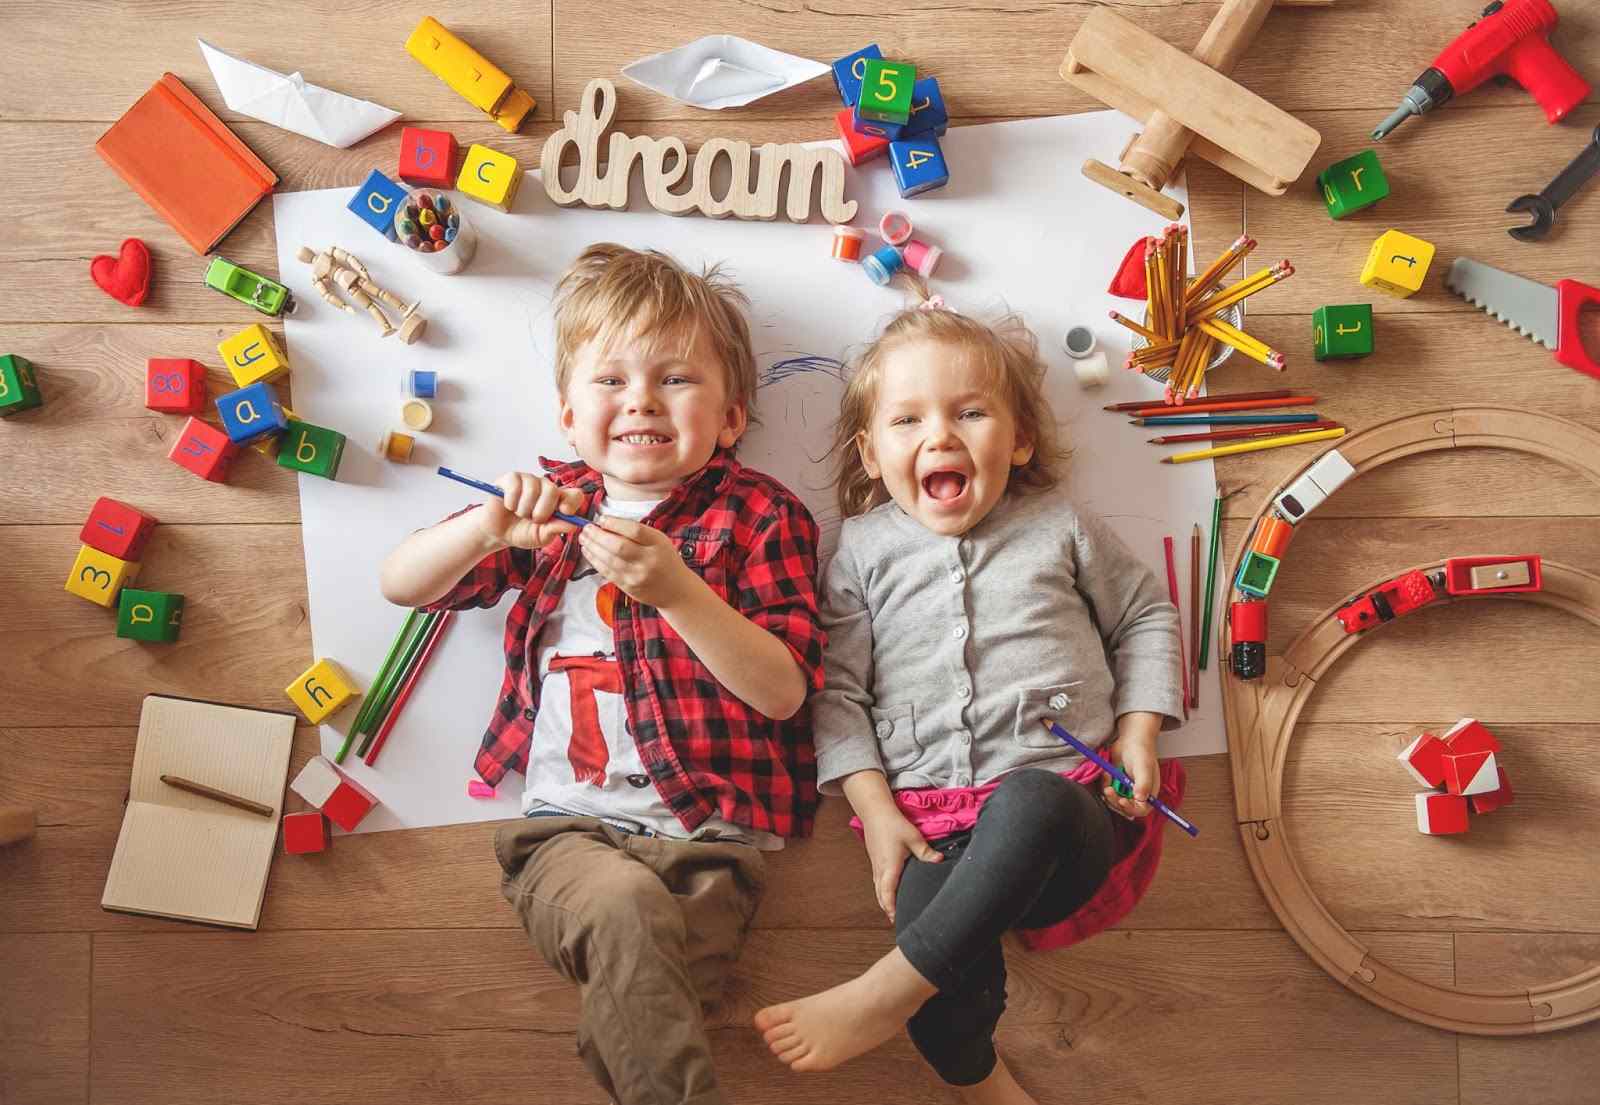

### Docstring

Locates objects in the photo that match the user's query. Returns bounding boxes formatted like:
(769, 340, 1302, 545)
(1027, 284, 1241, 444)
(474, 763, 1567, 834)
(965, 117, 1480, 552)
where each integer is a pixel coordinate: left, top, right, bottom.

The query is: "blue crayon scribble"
(761, 354, 847, 388)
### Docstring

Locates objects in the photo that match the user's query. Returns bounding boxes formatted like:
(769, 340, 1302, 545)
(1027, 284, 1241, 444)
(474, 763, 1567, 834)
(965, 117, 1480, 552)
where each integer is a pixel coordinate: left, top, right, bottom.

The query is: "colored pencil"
(1040, 720, 1199, 837)
(347, 609, 432, 756)
(1134, 412, 1323, 427)
(1198, 493, 1223, 671)
(161, 774, 275, 818)
(1104, 388, 1294, 412)
(1148, 420, 1341, 445)
(435, 467, 588, 527)
(364, 611, 454, 766)
(1164, 535, 1189, 720)
(358, 609, 441, 754)
(1189, 524, 1201, 709)
(339, 608, 422, 763)
(1161, 427, 1348, 464)
(1130, 395, 1316, 419)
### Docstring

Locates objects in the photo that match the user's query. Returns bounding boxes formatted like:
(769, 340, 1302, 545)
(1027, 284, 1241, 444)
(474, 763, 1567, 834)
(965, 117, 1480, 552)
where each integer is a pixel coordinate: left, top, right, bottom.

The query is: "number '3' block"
(889, 137, 950, 198)
(81, 496, 158, 561)
(65, 544, 139, 608)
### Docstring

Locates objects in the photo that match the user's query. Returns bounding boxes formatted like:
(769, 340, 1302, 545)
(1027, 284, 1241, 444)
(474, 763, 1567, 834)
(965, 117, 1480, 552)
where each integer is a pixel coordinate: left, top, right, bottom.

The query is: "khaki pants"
(495, 816, 767, 1105)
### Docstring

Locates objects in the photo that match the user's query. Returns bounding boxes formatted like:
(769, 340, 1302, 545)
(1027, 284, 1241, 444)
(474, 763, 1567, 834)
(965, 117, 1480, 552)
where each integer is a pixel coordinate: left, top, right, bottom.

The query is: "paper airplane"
(621, 35, 828, 110)
(198, 39, 402, 148)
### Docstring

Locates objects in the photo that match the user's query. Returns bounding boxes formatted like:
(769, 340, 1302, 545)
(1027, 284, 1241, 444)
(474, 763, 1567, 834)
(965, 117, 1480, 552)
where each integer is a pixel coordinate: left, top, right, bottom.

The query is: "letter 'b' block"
(277, 420, 346, 480)
(1313, 304, 1375, 360)
(1317, 150, 1389, 220)
(218, 324, 288, 388)
(1359, 230, 1434, 298)
(286, 658, 359, 724)
(457, 144, 523, 211)
(399, 126, 459, 189)
(347, 169, 409, 240)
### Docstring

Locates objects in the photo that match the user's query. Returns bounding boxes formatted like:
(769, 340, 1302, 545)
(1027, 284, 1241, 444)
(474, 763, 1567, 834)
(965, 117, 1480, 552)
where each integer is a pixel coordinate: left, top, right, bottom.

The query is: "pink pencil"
(1164, 536, 1190, 720)
(364, 611, 454, 766)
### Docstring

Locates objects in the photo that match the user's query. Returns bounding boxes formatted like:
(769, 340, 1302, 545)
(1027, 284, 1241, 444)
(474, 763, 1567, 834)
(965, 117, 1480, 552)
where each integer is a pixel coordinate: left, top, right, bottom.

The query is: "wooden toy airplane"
(1060, 0, 1327, 219)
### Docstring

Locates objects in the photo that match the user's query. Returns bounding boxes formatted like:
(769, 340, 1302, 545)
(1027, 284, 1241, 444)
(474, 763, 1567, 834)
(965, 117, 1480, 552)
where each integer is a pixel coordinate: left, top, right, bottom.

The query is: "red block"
(1471, 766, 1515, 815)
(1443, 749, 1499, 796)
(1441, 718, 1501, 757)
(321, 775, 378, 832)
(833, 107, 889, 167)
(145, 357, 208, 415)
(1397, 732, 1448, 788)
(398, 126, 459, 189)
(168, 417, 239, 483)
(80, 496, 158, 561)
(1415, 792, 1469, 835)
(282, 810, 330, 855)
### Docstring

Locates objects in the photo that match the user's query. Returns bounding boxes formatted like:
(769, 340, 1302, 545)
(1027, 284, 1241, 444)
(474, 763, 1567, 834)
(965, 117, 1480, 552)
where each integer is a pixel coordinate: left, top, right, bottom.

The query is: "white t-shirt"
(522, 495, 781, 850)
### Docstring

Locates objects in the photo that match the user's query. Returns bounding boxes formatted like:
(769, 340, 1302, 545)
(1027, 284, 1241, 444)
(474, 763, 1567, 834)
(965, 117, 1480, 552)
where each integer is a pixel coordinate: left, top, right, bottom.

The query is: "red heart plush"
(90, 238, 152, 307)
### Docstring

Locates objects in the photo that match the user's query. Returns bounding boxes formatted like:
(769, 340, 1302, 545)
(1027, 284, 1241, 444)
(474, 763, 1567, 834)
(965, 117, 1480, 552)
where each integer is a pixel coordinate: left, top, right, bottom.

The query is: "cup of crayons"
(393, 189, 477, 275)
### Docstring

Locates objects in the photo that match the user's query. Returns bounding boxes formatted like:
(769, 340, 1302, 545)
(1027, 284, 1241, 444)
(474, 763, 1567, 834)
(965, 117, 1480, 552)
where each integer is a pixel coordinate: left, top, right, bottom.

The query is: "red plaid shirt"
(423, 450, 824, 837)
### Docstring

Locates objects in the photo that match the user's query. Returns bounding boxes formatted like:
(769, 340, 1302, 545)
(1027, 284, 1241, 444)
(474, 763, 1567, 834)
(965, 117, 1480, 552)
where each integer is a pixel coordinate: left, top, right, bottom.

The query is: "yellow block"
(457, 144, 523, 212)
(65, 544, 139, 608)
(1359, 230, 1435, 298)
(219, 324, 289, 387)
(285, 658, 360, 725)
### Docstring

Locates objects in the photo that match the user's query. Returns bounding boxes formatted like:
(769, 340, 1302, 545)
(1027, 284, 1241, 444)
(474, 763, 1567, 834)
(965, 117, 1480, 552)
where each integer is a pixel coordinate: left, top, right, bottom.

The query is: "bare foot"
(958, 1054, 1039, 1105)
(754, 947, 938, 1072)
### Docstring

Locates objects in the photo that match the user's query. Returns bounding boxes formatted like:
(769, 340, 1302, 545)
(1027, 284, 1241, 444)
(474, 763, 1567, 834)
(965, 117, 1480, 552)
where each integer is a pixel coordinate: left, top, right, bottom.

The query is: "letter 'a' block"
(1317, 149, 1389, 220)
(218, 324, 289, 388)
(457, 144, 523, 211)
(285, 658, 359, 724)
(168, 416, 240, 483)
(81, 496, 158, 561)
(277, 420, 346, 480)
(116, 588, 184, 642)
(65, 544, 139, 607)
(145, 358, 208, 414)
(290, 755, 378, 832)
(347, 169, 408, 240)
(1359, 230, 1434, 298)
(1313, 304, 1374, 360)
(282, 810, 330, 855)
(889, 136, 950, 198)
(398, 126, 459, 189)
(0, 353, 43, 416)
(216, 381, 288, 445)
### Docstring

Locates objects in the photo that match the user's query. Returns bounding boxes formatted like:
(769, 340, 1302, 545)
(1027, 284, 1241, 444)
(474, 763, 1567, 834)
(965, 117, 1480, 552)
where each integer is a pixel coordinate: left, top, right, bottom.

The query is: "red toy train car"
(1335, 568, 1447, 634)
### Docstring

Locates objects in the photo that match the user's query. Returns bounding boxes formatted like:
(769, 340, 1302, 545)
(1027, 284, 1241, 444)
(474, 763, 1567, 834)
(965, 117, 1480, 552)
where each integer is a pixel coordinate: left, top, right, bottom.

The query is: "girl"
(754, 304, 1187, 1103)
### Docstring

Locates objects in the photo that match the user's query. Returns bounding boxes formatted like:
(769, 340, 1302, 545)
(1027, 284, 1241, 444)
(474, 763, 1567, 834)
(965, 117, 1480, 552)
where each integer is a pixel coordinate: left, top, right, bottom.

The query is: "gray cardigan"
(812, 484, 1184, 795)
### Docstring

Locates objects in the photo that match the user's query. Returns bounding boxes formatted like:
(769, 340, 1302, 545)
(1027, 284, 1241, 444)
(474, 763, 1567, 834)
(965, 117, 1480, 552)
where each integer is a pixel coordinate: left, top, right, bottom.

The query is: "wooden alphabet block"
(903, 77, 949, 138)
(1234, 550, 1280, 598)
(1415, 791, 1469, 835)
(216, 381, 288, 445)
(456, 143, 523, 211)
(346, 168, 408, 240)
(282, 810, 330, 854)
(1317, 150, 1389, 220)
(65, 544, 139, 608)
(277, 420, 347, 480)
(399, 126, 459, 189)
(857, 59, 916, 125)
(889, 136, 950, 198)
(1313, 304, 1374, 360)
(145, 357, 208, 414)
(0, 353, 43, 416)
(289, 755, 378, 832)
(834, 107, 890, 166)
(1359, 230, 1434, 298)
(81, 496, 158, 561)
(168, 416, 239, 482)
(285, 658, 359, 724)
(831, 44, 883, 107)
(218, 324, 288, 388)
(116, 588, 184, 642)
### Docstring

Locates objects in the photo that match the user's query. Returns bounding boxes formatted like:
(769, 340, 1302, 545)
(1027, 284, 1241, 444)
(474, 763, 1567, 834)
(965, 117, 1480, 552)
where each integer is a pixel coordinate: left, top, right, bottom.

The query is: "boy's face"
(857, 338, 1033, 537)
(560, 327, 746, 500)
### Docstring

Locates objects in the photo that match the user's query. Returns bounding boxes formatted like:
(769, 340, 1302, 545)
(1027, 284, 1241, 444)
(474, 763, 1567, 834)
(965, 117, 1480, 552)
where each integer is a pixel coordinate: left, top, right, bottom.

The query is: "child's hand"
(860, 810, 943, 923)
(479, 472, 586, 550)
(579, 516, 696, 608)
(1101, 714, 1161, 820)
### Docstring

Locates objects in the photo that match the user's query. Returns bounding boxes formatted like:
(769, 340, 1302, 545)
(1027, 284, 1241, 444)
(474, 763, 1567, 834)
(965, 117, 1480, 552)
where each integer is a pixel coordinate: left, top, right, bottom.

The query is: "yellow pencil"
(1198, 320, 1284, 370)
(1110, 310, 1162, 343)
(1187, 236, 1254, 305)
(1160, 427, 1347, 464)
(1190, 264, 1293, 324)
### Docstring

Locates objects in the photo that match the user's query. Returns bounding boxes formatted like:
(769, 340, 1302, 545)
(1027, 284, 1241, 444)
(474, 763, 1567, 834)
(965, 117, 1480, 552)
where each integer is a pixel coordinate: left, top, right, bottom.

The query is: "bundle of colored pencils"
(1104, 389, 1347, 464)
(336, 608, 454, 766)
(1111, 226, 1294, 403)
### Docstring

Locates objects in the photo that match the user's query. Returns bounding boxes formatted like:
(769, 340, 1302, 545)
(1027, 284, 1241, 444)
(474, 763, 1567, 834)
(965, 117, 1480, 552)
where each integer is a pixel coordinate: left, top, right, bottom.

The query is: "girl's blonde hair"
(831, 301, 1068, 518)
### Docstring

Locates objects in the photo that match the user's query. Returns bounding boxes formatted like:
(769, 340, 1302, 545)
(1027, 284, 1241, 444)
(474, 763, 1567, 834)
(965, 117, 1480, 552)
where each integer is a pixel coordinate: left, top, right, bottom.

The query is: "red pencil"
(1131, 394, 1317, 418)
(1148, 420, 1341, 445)
(1163, 536, 1189, 720)
(1189, 524, 1201, 710)
(1103, 388, 1293, 412)
(364, 611, 453, 766)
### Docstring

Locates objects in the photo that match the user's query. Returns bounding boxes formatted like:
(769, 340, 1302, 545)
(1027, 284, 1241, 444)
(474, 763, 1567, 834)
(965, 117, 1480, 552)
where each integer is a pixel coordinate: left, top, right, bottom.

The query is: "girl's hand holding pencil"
(1098, 716, 1161, 820)
(478, 471, 588, 550)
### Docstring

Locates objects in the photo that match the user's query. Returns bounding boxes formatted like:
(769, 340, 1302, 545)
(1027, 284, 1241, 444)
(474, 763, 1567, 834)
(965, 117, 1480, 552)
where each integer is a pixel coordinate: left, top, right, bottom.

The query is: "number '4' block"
(116, 588, 184, 642)
(285, 658, 360, 724)
(1317, 149, 1389, 219)
(218, 324, 289, 388)
(65, 544, 139, 607)
(81, 496, 158, 561)
(398, 126, 459, 189)
(216, 381, 289, 445)
(889, 137, 950, 198)
(0, 353, 43, 416)
(1313, 304, 1374, 360)
(1359, 230, 1434, 298)
(290, 755, 378, 832)
(168, 416, 240, 483)
(145, 358, 208, 414)
(858, 59, 916, 125)
(277, 420, 346, 480)
(831, 44, 883, 107)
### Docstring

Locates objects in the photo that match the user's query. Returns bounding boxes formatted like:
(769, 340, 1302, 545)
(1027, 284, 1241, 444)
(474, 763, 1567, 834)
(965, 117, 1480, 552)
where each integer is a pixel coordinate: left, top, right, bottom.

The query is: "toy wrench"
(1445, 258, 1600, 379)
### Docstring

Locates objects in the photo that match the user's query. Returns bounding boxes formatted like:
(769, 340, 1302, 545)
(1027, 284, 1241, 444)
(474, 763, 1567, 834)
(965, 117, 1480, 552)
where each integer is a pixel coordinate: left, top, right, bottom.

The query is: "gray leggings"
(895, 769, 1117, 1085)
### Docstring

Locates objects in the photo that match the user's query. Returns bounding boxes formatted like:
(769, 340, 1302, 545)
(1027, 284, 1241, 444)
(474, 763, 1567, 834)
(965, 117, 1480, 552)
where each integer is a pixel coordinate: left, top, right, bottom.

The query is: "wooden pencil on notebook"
(160, 774, 275, 818)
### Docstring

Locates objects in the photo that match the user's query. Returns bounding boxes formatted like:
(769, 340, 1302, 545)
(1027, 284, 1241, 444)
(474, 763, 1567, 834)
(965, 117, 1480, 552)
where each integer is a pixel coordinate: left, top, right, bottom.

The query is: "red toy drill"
(1372, 0, 1590, 140)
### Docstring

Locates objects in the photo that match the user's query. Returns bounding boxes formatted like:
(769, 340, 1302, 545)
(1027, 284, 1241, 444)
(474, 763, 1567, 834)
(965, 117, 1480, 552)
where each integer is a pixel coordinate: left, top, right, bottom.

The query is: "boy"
(380, 243, 824, 1105)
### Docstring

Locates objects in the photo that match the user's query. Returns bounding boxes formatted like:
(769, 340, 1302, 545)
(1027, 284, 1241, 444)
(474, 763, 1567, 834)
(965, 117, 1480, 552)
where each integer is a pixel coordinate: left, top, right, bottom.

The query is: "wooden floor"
(4, 2, 1600, 1102)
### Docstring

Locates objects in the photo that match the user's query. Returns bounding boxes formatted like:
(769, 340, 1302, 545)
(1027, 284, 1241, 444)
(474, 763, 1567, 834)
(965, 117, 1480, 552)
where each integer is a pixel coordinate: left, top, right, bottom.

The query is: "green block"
(1313, 304, 1375, 361)
(0, 353, 42, 416)
(1317, 149, 1389, 219)
(857, 59, 916, 125)
(277, 419, 346, 479)
(1235, 551, 1280, 598)
(117, 589, 184, 642)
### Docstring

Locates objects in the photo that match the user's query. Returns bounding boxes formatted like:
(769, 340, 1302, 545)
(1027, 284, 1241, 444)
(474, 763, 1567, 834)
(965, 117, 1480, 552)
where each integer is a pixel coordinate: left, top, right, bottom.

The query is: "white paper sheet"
(273, 112, 1223, 834)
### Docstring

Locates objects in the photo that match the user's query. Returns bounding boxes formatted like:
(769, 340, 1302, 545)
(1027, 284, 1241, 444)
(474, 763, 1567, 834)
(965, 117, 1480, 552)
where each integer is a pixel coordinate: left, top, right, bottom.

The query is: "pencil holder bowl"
(1133, 302, 1241, 382)
(393, 189, 478, 275)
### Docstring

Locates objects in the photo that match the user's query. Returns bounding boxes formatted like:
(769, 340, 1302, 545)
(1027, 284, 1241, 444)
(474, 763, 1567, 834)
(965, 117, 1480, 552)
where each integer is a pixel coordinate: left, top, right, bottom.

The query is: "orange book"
(96, 74, 278, 255)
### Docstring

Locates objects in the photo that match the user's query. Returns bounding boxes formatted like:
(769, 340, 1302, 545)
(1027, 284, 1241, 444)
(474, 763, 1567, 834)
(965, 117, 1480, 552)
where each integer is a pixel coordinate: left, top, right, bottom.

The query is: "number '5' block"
(858, 59, 916, 125)
(116, 588, 184, 642)
(277, 420, 347, 480)
(145, 358, 208, 415)
(1312, 304, 1375, 360)
(889, 137, 950, 198)
(286, 658, 360, 724)
(65, 544, 139, 607)
(81, 496, 158, 561)
(398, 126, 459, 189)
(168, 416, 239, 483)
(218, 324, 289, 388)
(0, 353, 43, 416)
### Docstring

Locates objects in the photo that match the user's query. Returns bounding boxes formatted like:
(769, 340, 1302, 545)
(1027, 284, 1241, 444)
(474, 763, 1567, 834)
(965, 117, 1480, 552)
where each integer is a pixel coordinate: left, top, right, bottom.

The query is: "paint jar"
(878, 210, 913, 246)
(401, 398, 434, 431)
(831, 225, 865, 262)
(379, 430, 415, 462)
(901, 239, 943, 278)
(862, 244, 904, 286)
(1064, 327, 1109, 389)
(407, 370, 438, 399)
(394, 189, 478, 275)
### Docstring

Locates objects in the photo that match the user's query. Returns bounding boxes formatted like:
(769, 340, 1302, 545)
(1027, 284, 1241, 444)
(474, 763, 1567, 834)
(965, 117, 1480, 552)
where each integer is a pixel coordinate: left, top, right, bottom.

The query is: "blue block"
(408, 370, 438, 399)
(889, 137, 950, 198)
(851, 101, 905, 142)
(216, 381, 288, 445)
(831, 44, 882, 107)
(347, 169, 407, 240)
(903, 77, 949, 137)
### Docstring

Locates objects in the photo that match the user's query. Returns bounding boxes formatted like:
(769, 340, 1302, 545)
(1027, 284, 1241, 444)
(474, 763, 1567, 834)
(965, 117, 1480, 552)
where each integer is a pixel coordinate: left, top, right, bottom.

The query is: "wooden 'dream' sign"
(540, 78, 858, 224)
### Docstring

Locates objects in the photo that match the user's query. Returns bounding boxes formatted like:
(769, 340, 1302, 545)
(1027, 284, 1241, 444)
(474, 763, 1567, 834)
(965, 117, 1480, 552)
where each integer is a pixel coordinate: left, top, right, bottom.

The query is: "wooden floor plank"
(0, 933, 89, 1105)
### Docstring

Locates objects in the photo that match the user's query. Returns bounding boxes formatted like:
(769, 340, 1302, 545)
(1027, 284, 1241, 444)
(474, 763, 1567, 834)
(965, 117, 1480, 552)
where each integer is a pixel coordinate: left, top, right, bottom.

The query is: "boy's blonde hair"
(552, 243, 758, 421)
(830, 304, 1068, 518)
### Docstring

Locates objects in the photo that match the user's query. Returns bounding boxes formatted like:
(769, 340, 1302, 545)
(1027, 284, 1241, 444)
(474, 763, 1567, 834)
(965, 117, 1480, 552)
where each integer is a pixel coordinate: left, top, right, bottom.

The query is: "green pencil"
(1197, 493, 1223, 670)
(337, 608, 422, 763)
(358, 610, 441, 754)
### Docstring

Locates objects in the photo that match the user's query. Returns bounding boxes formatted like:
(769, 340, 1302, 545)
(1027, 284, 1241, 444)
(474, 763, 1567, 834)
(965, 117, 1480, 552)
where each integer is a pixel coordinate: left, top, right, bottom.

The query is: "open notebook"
(102, 695, 295, 929)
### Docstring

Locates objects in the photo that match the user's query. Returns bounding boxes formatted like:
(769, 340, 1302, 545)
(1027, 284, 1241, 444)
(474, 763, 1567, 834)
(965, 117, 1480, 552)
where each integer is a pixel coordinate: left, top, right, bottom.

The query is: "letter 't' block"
(116, 588, 184, 642)
(347, 169, 409, 240)
(457, 144, 523, 211)
(81, 496, 158, 561)
(65, 544, 139, 607)
(1313, 304, 1375, 360)
(0, 353, 43, 416)
(1317, 149, 1389, 220)
(282, 810, 330, 854)
(1359, 230, 1434, 298)
(831, 44, 883, 107)
(216, 381, 288, 445)
(398, 126, 459, 189)
(290, 755, 378, 832)
(857, 59, 916, 125)
(168, 416, 240, 483)
(285, 658, 360, 724)
(218, 324, 289, 388)
(889, 136, 950, 198)
(277, 419, 346, 480)
(145, 357, 208, 414)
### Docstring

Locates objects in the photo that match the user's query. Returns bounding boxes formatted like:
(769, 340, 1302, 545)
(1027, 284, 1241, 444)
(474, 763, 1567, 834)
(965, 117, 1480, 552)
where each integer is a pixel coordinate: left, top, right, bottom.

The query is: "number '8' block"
(168, 416, 240, 483)
(1359, 229, 1435, 298)
(286, 658, 359, 724)
(858, 59, 916, 125)
(116, 588, 184, 642)
(831, 44, 883, 107)
(219, 324, 289, 388)
(0, 353, 43, 416)
(889, 137, 950, 198)
(398, 126, 459, 189)
(1313, 304, 1375, 360)
(1317, 150, 1389, 220)
(217, 381, 289, 445)
(277, 420, 346, 480)
(81, 496, 158, 561)
(456, 144, 523, 212)
(347, 169, 408, 240)
(145, 358, 208, 414)
(65, 544, 139, 608)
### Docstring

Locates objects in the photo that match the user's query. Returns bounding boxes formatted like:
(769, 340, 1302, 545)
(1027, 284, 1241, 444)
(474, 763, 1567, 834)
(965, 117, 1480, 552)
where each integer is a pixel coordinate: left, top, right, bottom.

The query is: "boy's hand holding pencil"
(479, 471, 588, 550)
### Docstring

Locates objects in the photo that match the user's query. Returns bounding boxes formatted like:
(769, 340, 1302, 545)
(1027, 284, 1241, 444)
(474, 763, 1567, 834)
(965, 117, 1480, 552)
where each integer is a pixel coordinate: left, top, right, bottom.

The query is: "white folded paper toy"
(621, 35, 829, 110)
(198, 39, 402, 148)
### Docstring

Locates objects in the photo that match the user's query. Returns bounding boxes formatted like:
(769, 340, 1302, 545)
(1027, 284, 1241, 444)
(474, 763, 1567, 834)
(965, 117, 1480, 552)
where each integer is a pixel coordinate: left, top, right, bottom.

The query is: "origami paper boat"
(198, 39, 402, 148)
(621, 35, 829, 110)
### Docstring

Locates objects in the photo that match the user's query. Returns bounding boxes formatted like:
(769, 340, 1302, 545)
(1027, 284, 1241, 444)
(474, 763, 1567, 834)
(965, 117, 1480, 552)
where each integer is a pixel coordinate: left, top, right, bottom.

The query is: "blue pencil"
(1132, 412, 1321, 427)
(1040, 719, 1199, 837)
(436, 466, 588, 527)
